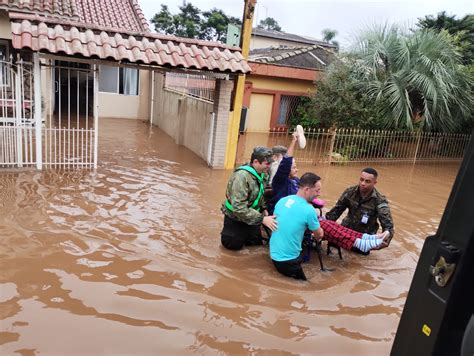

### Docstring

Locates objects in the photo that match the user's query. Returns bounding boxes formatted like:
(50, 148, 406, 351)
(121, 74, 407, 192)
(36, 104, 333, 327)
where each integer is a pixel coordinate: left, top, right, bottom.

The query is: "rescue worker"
(325, 167, 394, 254)
(221, 147, 278, 250)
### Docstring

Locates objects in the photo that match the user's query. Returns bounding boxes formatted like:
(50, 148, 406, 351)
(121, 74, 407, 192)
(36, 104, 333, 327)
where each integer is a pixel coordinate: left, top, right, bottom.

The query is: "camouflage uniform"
(325, 185, 394, 243)
(220, 165, 269, 250)
(221, 165, 268, 225)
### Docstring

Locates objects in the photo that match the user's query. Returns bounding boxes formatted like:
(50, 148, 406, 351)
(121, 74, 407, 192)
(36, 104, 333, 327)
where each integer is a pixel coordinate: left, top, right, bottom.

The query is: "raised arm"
(286, 131, 298, 158)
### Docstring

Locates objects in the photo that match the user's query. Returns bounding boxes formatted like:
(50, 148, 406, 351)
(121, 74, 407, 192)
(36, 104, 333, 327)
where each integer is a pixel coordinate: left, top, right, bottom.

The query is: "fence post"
(93, 64, 99, 169)
(328, 127, 337, 164)
(413, 131, 422, 164)
(14, 65, 23, 167)
(33, 53, 43, 170)
(207, 112, 215, 166)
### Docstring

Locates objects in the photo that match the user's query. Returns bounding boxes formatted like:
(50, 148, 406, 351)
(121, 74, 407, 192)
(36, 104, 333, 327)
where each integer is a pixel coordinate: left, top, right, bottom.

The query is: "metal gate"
(0, 54, 98, 169)
(0, 57, 36, 167)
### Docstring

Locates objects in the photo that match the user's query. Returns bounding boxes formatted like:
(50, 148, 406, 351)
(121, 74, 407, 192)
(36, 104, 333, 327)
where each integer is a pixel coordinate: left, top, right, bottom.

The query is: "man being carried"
(221, 147, 278, 250)
(325, 167, 394, 255)
(270, 173, 324, 280)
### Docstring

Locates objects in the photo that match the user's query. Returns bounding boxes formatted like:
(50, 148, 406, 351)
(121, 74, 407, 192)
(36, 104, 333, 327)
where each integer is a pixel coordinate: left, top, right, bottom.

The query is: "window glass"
(98, 65, 118, 93)
(119, 68, 139, 95)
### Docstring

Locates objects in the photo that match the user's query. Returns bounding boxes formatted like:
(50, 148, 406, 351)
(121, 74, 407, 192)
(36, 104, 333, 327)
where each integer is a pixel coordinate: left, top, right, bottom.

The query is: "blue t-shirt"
(270, 195, 320, 262)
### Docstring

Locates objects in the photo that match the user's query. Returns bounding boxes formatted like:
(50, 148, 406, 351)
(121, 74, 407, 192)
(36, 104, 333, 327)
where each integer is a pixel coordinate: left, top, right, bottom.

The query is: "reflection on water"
(0, 118, 460, 354)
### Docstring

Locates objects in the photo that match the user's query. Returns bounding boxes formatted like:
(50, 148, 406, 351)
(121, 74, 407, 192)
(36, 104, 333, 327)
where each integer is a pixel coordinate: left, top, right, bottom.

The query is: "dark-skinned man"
(325, 167, 394, 255)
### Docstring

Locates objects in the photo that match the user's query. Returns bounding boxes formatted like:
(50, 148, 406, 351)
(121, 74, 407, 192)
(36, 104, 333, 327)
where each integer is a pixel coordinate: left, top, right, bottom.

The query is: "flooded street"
(0, 118, 460, 355)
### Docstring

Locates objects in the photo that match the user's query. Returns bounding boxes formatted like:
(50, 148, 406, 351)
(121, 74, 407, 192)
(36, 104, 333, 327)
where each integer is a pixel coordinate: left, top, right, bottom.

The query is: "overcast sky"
(139, 0, 473, 48)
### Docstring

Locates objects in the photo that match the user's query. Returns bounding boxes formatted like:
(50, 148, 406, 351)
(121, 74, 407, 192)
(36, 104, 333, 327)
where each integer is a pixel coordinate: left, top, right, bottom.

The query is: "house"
(243, 44, 336, 131)
(0, 0, 250, 170)
(250, 27, 336, 50)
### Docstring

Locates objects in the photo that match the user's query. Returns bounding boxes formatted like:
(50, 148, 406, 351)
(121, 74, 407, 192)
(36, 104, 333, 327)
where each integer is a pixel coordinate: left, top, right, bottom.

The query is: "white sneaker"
(296, 125, 306, 149)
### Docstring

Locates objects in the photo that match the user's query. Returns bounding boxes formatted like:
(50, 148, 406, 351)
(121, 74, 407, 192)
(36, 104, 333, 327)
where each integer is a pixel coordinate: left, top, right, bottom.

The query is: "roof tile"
(10, 18, 250, 73)
(0, 0, 150, 33)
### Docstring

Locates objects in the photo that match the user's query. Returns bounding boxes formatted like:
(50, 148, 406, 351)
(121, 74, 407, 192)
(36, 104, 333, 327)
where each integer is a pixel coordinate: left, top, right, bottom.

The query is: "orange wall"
(244, 69, 317, 129)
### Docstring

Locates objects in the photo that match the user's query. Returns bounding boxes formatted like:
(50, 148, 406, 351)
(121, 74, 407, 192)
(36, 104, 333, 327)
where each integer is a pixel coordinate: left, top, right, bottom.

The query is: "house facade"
(243, 44, 335, 131)
(0, 0, 250, 170)
(250, 27, 336, 50)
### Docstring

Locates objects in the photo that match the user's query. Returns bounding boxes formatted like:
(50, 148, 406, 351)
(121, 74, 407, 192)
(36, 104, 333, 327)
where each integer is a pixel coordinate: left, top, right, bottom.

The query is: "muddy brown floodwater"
(0, 118, 461, 355)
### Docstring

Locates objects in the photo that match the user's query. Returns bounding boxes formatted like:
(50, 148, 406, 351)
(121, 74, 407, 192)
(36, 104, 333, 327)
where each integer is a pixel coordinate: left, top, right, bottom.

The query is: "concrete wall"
(151, 72, 214, 161)
(0, 11, 12, 40)
(98, 70, 150, 120)
(248, 75, 315, 94)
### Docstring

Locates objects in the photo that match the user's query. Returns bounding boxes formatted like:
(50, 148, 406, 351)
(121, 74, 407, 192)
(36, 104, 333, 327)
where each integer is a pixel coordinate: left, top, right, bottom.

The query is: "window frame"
(98, 65, 140, 96)
(0, 40, 11, 88)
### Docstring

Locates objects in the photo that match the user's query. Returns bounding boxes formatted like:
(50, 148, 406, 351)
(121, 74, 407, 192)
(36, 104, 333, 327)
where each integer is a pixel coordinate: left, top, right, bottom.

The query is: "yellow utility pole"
(224, 0, 256, 169)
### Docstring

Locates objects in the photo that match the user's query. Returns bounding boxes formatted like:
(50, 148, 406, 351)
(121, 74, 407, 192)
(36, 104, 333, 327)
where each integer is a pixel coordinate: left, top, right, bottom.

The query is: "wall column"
(209, 79, 233, 168)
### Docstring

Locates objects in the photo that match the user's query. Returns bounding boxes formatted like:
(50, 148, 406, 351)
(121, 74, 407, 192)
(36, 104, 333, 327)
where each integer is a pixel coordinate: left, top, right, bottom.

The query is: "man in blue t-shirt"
(270, 172, 324, 280)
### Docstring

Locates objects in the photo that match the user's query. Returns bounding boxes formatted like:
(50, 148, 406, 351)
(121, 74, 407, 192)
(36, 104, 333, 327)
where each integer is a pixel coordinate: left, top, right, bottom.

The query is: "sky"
(139, 0, 473, 48)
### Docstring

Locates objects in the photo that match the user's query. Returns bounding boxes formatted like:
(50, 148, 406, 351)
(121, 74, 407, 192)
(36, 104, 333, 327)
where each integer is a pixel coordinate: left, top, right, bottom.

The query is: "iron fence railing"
(236, 128, 471, 165)
(164, 72, 216, 103)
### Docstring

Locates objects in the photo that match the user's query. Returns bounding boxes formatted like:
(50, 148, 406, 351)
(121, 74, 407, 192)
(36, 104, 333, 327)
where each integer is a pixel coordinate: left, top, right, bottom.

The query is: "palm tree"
(322, 28, 339, 49)
(350, 24, 473, 131)
(322, 29, 337, 41)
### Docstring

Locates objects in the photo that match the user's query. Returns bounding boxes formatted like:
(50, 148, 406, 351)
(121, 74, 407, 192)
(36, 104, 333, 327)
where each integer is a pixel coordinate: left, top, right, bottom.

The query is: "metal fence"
(0, 126, 95, 168)
(236, 128, 471, 165)
(1, 56, 98, 169)
(164, 72, 216, 103)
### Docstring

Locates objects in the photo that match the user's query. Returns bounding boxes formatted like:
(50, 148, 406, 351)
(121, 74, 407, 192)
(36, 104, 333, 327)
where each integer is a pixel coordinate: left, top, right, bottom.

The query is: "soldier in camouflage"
(325, 167, 394, 255)
(221, 147, 278, 250)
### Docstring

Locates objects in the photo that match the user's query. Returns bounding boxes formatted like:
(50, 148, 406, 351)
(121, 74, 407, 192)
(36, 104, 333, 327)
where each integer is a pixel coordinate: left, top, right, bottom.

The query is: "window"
(277, 95, 304, 125)
(99, 65, 139, 95)
(0, 40, 10, 87)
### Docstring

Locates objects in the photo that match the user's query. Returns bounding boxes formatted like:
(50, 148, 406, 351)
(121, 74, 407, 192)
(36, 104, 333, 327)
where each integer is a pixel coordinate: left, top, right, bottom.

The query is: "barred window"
(277, 95, 304, 125)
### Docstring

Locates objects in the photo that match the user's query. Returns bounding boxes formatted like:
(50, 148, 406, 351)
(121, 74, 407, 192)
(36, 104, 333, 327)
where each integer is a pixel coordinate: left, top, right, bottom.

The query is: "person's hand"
(262, 215, 277, 231)
(312, 234, 322, 243)
(292, 132, 299, 141)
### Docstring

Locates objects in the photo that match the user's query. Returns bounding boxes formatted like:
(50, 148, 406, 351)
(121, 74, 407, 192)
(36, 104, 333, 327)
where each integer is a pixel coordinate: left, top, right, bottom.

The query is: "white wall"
(151, 73, 214, 161)
(98, 69, 150, 120)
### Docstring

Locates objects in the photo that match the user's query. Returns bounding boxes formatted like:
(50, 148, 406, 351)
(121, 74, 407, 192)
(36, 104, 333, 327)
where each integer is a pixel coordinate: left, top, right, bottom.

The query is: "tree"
(418, 12, 474, 64)
(151, 5, 174, 35)
(257, 17, 282, 31)
(201, 8, 241, 42)
(151, 3, 241, 42)
(151, 3, 201, 38)
(322, 28, 339, 50)
(291, 61, 389, 130)
(350, 25, 473, 131)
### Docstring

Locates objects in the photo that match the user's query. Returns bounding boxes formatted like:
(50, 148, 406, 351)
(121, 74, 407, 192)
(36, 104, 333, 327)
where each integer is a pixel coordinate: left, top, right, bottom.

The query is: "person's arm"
(377, 199, 395, 244)
(313, 226, 324, 241)
(272, 156, 293, 187)
(272, 133, 298, 188)
(325, 189, 350, 221)
(286, 131, 298, 157)
(307, 205, 324, 241)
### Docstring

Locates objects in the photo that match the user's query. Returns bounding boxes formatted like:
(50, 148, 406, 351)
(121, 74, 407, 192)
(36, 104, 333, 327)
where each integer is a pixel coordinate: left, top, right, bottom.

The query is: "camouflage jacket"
(222, 165, 268, 225)
(325, 185, 395, 241)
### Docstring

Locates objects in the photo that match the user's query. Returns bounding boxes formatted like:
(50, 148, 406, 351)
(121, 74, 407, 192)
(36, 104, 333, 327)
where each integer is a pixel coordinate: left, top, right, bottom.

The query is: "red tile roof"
(0, 0, 149, 33)
(10, 16, 251, 73)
